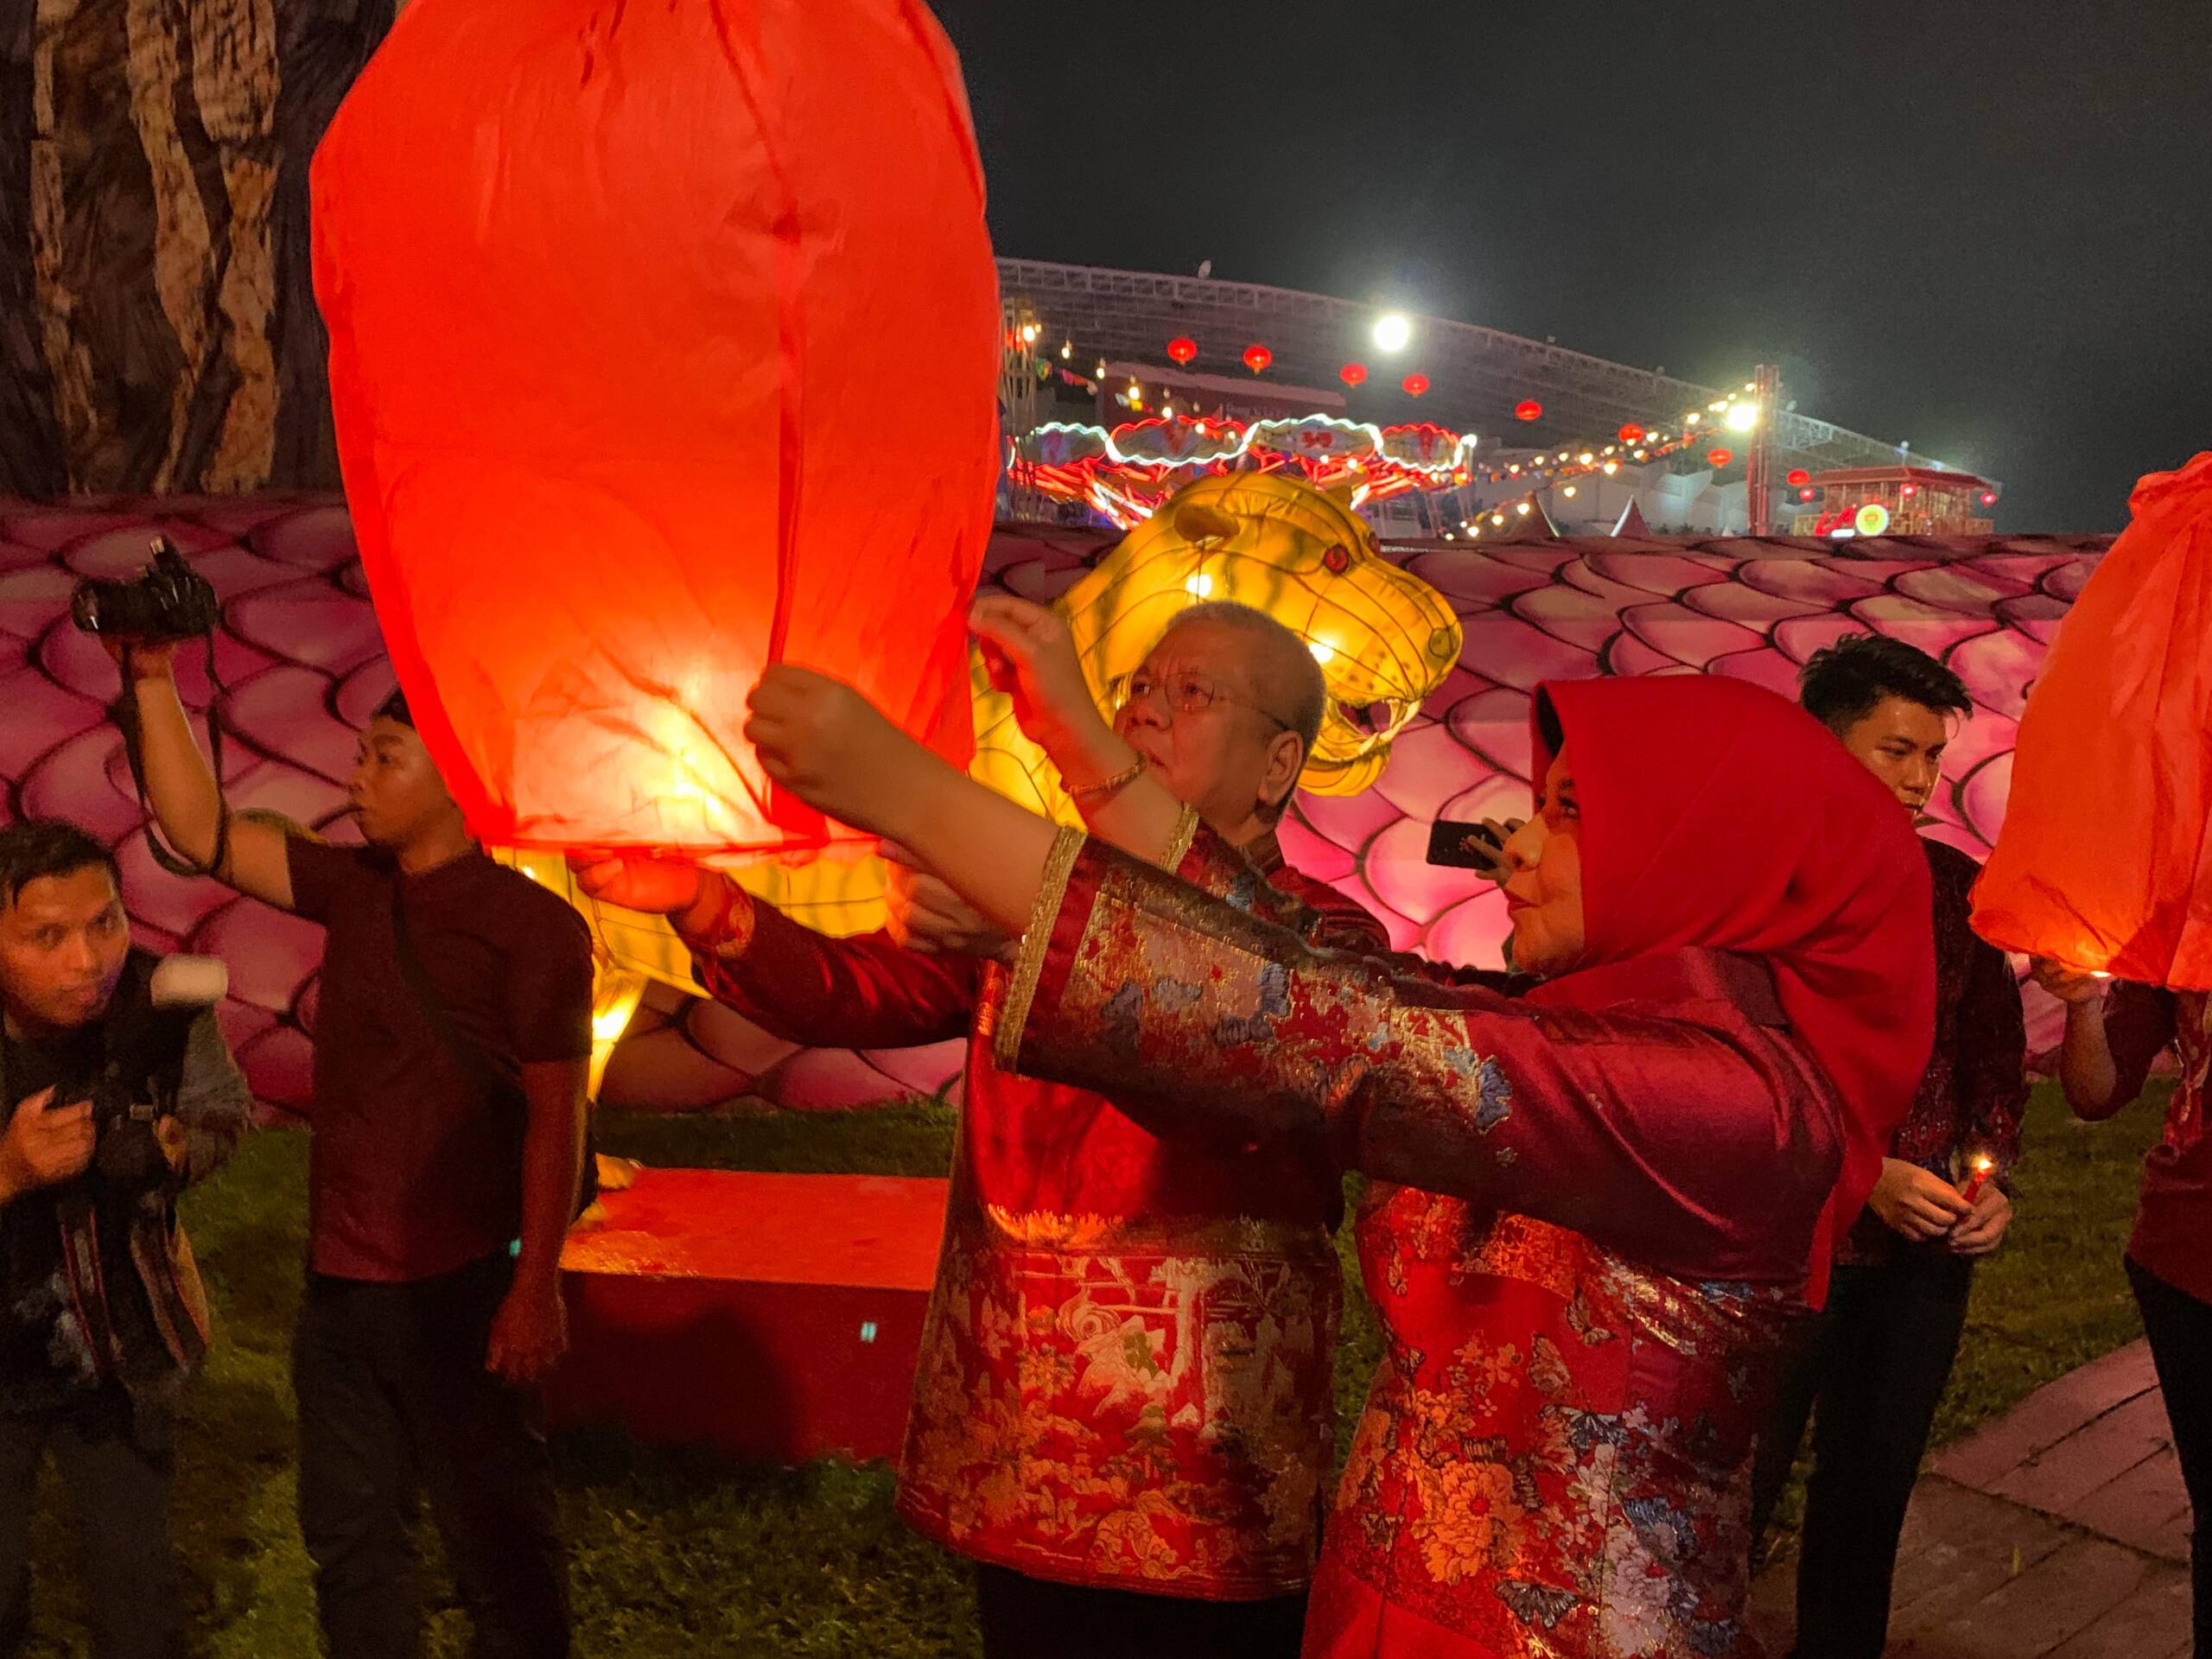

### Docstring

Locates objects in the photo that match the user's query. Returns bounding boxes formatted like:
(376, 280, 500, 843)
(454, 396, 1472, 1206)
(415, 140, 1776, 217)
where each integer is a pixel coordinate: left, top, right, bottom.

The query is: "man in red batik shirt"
(1751, 635, 2029, 1659)
(2037, 969, 2212, 1658)
(579, 602, 1386, 1659)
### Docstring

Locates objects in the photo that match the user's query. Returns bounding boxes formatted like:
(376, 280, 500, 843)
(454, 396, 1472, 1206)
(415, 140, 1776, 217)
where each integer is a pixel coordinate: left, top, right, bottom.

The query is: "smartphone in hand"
(1426, 818, 1504, 869)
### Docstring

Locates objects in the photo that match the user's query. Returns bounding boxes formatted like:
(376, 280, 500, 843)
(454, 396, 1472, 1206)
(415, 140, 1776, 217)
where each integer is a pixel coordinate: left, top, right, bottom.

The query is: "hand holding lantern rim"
(2030, 957, 2111, 1005)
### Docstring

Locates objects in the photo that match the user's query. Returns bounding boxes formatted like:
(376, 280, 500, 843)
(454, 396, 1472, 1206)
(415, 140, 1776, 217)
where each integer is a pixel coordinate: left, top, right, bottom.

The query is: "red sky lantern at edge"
(1166, 336, 1198, 365)
(1243, 343, 1273, 374)
(1339, 362, 1368, 388)
(312, 0, 999, 857)
(1515, 399, 1542, 422)
(1974, 452, 2212, 987)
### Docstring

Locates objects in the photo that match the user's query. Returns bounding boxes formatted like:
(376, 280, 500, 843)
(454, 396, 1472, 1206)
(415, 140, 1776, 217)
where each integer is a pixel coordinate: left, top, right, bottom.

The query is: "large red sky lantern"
(309, 0, 999, 858)
(1975, 452, 2212, 987)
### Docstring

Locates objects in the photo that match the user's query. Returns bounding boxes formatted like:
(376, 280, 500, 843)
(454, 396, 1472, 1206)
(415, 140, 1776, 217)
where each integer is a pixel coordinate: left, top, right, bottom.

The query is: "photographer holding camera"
(0, 820, 249, 1659)
(105, 582, 591, 1659)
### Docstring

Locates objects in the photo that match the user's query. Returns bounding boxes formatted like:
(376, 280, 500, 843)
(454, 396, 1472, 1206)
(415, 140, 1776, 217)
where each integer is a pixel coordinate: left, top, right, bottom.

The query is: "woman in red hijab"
(743, 664, 1933, 1659)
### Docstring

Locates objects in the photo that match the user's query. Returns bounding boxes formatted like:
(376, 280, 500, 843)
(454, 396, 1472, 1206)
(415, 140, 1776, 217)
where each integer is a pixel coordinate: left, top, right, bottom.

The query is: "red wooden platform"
(547, 1167, 948, 1465)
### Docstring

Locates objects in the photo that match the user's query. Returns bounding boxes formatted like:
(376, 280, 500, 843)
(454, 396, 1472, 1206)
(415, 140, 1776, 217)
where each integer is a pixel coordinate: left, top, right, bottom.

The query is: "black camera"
(69, 537, 219, 642)
(86, 1084, 170, 1192)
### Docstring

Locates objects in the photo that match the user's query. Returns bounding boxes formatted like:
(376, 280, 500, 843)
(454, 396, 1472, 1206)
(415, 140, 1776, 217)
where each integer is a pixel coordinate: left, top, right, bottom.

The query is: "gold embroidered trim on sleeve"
(1157, 804, 1202, 871)
(994, 826, 1087, 1074)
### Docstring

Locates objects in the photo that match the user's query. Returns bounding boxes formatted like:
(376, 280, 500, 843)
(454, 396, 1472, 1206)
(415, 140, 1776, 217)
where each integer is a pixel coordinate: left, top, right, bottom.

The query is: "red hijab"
(1536, 676, 1935, 1301)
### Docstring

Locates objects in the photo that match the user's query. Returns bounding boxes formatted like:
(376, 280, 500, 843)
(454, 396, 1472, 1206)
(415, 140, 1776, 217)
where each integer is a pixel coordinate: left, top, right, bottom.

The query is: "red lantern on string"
(1402, 373, 1431, 397)
(1243, 343, 1274, 375)
(312, 0, 1000, 856)
(1980, 491, 1999, 506)
(1798, 487, 1816, 502)
(1618, 423, 1644, 443)
(1786, 468, 1810, 486)
(1515, 399, 1542, 422)
(1166, 336, 1198, 365)
(1339, 362, 1368, 388)
(1707, 448, 1734, 467)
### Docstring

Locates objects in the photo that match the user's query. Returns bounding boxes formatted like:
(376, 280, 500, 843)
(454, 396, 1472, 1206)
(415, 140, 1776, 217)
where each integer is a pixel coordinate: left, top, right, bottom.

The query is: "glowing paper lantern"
(1707, 448, 1734, 467)
(1402, 374, 1430, 397)
(1787, 468, 1811, 486)
(1166, 336, 1198, 365)
(311, 0, 999, 856)
(1340, 362, 1369, 388)
(1618, 423, 1645, 443)
(1243, 344, 1274, 374)
(1515, 399, 1543, 422)
(1980, 490, 1999, 506)
(1974, 452, 2212, 987)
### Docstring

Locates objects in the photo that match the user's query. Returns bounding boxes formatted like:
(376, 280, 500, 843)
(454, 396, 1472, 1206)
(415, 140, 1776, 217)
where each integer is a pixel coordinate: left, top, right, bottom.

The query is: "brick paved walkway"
(1748, 1340, 2196, 1657)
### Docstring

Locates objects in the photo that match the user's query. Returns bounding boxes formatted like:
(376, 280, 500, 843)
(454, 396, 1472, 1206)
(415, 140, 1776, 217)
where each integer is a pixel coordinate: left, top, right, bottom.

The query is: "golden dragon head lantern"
(981, 472, 1464, 810)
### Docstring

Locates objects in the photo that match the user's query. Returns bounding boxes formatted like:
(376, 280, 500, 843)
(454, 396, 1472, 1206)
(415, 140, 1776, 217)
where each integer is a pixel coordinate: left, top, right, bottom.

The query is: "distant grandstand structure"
(995, 258, 1930, 490)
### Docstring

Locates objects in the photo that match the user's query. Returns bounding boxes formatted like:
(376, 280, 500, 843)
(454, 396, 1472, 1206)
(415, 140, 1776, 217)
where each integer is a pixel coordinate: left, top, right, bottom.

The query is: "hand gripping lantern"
(311, 0, 1001, 855)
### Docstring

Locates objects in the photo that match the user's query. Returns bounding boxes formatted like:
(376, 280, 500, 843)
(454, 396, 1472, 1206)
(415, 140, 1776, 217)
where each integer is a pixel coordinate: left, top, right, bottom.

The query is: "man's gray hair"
(1160, 600, 1328, 759)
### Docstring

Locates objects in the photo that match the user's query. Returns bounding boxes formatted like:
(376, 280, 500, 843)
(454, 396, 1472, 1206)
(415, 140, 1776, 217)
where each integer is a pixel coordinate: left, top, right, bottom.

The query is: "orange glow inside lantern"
(1974, 452, 2212, 989)
(311, 0, 1001, 857)
(1243, 343, 1274, 374)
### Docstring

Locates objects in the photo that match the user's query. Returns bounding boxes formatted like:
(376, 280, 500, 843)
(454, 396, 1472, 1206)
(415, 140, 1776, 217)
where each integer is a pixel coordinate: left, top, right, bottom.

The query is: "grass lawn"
(14, 1081, 2167, 1655)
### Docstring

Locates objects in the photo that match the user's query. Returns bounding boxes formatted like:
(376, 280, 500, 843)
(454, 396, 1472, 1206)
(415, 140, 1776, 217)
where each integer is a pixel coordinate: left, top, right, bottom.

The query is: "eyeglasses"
(1120, 667, 1291, 734)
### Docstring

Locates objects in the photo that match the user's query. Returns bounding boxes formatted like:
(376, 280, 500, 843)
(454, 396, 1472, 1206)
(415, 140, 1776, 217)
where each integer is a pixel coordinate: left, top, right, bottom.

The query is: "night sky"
(931, 1, 2212, 532)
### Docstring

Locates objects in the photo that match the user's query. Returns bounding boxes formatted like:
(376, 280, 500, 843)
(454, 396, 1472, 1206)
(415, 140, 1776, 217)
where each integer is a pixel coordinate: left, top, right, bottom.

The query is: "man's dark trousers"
(295, 1250, 569, 1659)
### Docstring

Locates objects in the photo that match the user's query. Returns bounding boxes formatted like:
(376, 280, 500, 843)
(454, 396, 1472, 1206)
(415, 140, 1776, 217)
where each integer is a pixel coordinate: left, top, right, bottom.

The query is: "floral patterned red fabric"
(691, 835, 1387, 1599)
(997, 828, 1869, 1656)
(2103, 984, 2212, 1306)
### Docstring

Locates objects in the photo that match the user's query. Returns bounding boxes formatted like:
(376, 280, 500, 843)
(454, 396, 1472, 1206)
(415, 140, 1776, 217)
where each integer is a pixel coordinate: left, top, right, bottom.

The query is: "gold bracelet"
(1066, 757, 1144, 804)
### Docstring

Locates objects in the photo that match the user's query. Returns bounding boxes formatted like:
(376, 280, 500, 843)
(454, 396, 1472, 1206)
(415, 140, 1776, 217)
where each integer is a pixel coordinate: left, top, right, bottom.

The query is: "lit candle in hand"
(1959, 1154, 1995, 1206)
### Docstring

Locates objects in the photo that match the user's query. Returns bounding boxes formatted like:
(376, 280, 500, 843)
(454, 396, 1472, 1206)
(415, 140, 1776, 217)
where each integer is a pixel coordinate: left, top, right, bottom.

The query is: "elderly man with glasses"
(577, 600, 1385, 1658)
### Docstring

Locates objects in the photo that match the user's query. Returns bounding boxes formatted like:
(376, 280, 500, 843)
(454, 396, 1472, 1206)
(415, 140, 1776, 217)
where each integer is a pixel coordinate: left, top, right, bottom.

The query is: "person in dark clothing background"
(113, 638, 593, 1659)
(0, 820, 249, 1659)
(1751, 635, 2030, 1659)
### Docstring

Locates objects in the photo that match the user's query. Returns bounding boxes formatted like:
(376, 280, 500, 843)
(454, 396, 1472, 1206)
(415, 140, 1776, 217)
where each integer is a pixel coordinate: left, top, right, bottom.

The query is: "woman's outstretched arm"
(744, 664, 1071, 936)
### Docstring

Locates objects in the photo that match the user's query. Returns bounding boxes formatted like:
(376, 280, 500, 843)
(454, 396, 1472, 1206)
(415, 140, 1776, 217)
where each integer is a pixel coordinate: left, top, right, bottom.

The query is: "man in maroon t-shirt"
(117, 644, 591, 1659)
